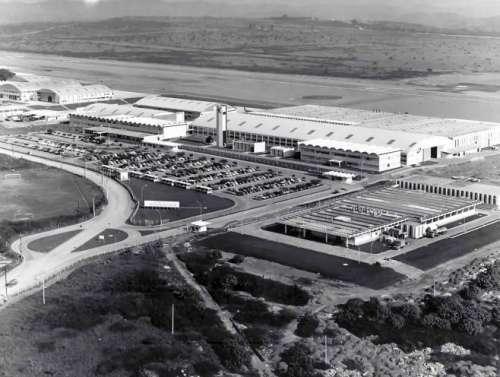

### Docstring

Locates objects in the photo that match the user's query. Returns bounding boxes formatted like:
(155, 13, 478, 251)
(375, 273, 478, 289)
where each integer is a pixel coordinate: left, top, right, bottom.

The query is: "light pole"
(141, 184, 148, 205)
(154, 208, 162, 225)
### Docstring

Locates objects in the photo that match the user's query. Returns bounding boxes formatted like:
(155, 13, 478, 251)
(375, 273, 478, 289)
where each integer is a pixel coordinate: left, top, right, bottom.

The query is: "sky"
(0, 0, 500, 25)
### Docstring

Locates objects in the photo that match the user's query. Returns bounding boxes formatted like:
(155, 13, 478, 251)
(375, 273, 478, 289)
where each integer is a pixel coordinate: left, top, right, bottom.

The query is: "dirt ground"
(1, 18, 499, 80)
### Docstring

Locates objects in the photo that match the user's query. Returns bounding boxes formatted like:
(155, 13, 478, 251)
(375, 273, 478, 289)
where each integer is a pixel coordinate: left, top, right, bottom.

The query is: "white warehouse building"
(299, 139, 401, 173)
(37, 84, 113, 104)
(189, 109, 451, 172)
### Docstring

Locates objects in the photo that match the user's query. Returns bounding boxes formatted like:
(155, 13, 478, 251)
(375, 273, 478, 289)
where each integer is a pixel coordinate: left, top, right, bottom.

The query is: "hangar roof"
(271, 104, 500, 138)
(134, 95, 217, 113)
(71, 103, 174, 119)
(0, 82, 41, 93)
(38, 84, 112, 100)
(192, 110, 450, 152)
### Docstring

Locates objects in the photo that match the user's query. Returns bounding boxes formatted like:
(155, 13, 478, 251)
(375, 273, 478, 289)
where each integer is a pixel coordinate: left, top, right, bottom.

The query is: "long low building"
(395, 175, 500, 208)
(299, 139, 401, 173)
(189, 109, 450, 171)
(0, 80, 113, 104)
(37, 84, 113, 104)
(134, 95, 218, 120)
(70, 103, 187, 137)
(280, 185, 479, 246)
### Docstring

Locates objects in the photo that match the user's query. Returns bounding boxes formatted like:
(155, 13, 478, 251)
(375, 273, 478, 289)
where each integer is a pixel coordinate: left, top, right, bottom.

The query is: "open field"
(413, 153, 500, 186)
(394, 220, 500, 270)
(27, 230, 82, 253)
(196, 232, 405, 289)
(1, 17, 500, 80)
(0, 154, 104, 223)
(0, 246, 255, 377)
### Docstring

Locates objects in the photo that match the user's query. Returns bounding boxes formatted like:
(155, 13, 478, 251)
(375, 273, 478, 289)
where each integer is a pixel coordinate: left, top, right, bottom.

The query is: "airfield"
(3, 51, 500, 122)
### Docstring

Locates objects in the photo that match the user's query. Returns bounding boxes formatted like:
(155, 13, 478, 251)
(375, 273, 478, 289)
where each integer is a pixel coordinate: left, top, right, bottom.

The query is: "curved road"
(0, 146, 136, 297)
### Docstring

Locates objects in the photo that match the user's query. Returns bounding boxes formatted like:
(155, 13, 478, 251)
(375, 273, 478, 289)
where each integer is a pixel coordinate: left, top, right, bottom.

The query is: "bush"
(458, 318, 483, 335)
(279, 342, 315, 377)
(421, 313, 451, 330)
(228, 254, 245, 264)
(208, 335, 251, 372)
(193, 360, 220, 377)
(295, 313, 319, 338)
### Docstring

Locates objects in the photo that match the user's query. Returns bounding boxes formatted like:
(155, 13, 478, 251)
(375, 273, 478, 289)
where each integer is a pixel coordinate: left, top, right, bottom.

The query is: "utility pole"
(3, 266, 7, 297)
(324, 335, 328, 364)
(42, 277, 46, 305)
(171, 303, 175, 335)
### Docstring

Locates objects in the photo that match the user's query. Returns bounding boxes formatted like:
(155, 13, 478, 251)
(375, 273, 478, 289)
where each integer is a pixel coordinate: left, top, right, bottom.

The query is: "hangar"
(0, 82, 39, 101)
(37, 84, 113, 104)
(270, 105, 500, 156)
(189, 109, 450, 171)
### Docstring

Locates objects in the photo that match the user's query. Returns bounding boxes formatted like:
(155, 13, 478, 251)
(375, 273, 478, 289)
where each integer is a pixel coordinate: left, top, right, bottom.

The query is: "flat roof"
(71, 103, 175, 119)
(398, 175, 500, 195)
(300, 138, 400, 155)
(85, 126, 150, 139)
(282, 186, 476, 238)
(192, 110, 450, 152)
(271, 104, 500, 138)
(134, 95, 217, 113)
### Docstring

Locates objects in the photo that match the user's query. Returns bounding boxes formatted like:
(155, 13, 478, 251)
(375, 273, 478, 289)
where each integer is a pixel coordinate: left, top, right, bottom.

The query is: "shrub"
(458, 318, 483, 335)
(228, 254, 245, 264)
(279, 342, 315, 377)
(295, 313, 319, 338)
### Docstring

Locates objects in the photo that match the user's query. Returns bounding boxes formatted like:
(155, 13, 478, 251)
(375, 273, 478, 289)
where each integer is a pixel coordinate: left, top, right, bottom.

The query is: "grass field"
(27, 230, 82, 253)
(394, 220, 500, 270)
(0, 154, 104, 223)
(1, 17, 499, 79)
(197, 232, 405, 289)
(414, 154, 500, 186)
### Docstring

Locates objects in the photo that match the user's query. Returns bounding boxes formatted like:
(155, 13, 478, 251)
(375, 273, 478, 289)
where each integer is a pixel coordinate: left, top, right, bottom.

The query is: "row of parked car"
(253, 179, 322, 201)
(227, 175, 312, 197)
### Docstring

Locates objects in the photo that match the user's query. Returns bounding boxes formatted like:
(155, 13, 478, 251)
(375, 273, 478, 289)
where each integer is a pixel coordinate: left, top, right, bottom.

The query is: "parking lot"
(98, 147, 323, 201)
(0, 130, 327, 209)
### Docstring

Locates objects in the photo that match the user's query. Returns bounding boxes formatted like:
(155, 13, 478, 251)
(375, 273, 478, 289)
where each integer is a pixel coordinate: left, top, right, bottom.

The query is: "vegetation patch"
(0, 243, 256, 376)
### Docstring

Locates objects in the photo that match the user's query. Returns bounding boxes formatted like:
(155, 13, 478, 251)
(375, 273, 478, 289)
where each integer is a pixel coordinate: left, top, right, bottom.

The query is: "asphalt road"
(0, 146, 136, 297)
(394, 220, 500, 270)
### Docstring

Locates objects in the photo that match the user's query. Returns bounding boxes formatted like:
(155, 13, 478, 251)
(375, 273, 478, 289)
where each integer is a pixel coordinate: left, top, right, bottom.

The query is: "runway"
(2, 51, 500, 121)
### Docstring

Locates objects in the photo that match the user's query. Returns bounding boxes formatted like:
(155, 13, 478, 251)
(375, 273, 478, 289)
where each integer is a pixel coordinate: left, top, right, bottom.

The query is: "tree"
(211, 337, 250, 372)
(295, 313, 319, 338)
(0, 69, 15, 81)
(280, 342, 316, 377)
(219, 273, 238, 291)
(458, 318, 483, 335)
